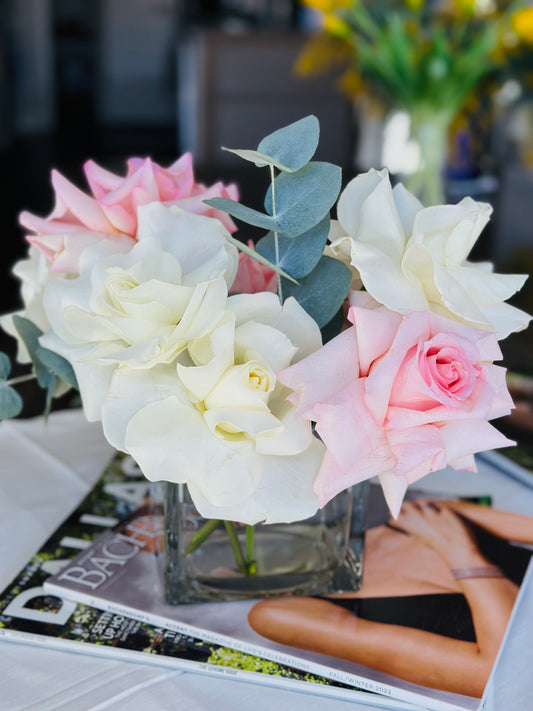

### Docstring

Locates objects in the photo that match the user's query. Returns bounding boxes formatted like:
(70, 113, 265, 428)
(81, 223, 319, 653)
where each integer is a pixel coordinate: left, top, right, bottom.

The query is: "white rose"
(40, 206, 237, 422)
(1, 246, 55, 362)
(101, 293, 324, 525)
(330, 169, 530, 339)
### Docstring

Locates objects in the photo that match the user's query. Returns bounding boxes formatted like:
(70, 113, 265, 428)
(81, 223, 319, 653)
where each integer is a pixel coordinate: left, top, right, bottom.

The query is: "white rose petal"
(338, 169, 407, 260)
(204, 361, 275, 412)
(101, 364, 189, 451)
(228, 292, 322, 360)
(234, 321, 297, 373)
(126, 396, 262, 508)
(178, 317, 235, 401)
(204, 407, 282, 438)
(0, 247, 54, 362)
(136, 203, 238, 287)
(39, 330, 117, 421)
(188, 440, 323, 524)
(335, 169, 531, 339)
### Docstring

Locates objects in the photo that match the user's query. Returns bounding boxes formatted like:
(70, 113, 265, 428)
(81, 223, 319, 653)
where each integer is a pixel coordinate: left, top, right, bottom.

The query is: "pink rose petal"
(20, 155, 239, 274)
(280, 299, 519, 516)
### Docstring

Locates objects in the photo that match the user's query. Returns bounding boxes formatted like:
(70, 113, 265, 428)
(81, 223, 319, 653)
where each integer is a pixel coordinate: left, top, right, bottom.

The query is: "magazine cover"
(45, 468, 533, 711)
(0, 452, 396, 708)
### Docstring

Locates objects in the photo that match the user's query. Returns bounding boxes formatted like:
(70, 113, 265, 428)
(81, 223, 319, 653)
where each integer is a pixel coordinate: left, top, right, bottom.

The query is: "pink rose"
(20, 154, 238, 274)
(230, 240, 277, 294)
(278, 292, 515, 517)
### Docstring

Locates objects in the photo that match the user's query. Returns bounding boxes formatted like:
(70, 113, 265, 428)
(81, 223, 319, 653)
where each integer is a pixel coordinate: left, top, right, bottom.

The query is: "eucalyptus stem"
(7, 373, 36, 387)
(269, 164, 283, 303)
(246, 525, 256, 575)
(224, 521, 249, 575)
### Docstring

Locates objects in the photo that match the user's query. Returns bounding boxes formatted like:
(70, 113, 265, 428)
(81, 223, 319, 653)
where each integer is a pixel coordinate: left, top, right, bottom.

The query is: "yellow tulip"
(512, 7, 533, 44)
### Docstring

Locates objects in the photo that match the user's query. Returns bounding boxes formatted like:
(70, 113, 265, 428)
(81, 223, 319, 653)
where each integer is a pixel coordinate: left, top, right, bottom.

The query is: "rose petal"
(278, 327, 357, 419)
(50, 170, 117, 234)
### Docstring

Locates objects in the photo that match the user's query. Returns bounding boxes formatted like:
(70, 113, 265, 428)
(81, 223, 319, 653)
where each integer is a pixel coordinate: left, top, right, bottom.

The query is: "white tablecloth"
(0, 410, 532, 711)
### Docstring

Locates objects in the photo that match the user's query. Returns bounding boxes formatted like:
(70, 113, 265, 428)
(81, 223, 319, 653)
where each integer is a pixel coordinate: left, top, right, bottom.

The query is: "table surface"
(1, 410, 532, 711)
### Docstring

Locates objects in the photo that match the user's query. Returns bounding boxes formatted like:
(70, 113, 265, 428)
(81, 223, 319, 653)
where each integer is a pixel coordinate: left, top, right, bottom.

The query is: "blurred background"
(0, 0, 532, 428)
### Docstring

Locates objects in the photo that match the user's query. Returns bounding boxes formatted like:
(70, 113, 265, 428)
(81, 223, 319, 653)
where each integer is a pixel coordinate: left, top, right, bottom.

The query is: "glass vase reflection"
(162, 481, 369, 604)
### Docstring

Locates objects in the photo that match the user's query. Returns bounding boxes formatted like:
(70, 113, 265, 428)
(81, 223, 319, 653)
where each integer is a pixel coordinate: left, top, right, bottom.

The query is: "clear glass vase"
(403, 108, 453, 207)
(163, 481, 369, 604)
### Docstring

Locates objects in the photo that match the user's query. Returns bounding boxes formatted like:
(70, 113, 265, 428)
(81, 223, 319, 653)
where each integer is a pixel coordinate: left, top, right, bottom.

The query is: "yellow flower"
(405, 0, 424, 10)
(323, 13, 352, 38)
(450, 0, 474, 16)
(294, 33, 351, 76)
(512, 7, 533, 44)
(339, 69, 366, 97)
(301, 0, 351, 12)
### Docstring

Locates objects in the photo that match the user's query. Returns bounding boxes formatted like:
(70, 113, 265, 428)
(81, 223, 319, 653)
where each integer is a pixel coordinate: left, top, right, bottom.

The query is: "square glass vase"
(162, 481, 369, 604)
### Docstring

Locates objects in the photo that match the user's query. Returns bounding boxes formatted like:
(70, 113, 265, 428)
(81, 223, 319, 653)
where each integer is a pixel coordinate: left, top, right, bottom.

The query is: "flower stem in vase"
(224, 521, 251, 575)
(246, 524, 257, 575)
(185, 518, 221, 555)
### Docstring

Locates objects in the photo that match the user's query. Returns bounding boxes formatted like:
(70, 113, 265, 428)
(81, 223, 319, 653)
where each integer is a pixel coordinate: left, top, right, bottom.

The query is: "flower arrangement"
(0, 116, 530, 526)
(297, 0, 533, 203)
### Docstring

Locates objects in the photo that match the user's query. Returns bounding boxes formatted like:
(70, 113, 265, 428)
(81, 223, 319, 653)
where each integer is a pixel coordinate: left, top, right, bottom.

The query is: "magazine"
(44, 459, 533, 711)
(0, 452, 404, 708)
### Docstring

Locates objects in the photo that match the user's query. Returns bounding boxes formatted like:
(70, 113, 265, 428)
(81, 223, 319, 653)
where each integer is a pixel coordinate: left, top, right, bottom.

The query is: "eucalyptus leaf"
(264, 162, 341, 238)
(203, 197, 276, 232)
(225, 234, 298, 285)
(256, 115, 319, 172)
(255, 216, 329, 279)
(282, 256, 352, 328)
(222, 148, 296, 173)
(0, 381, 23, 420)
(0, 352, 11, 380)
(222, 116, 319, 173)
(12, 315, 56, 391)
(37, 346, 79, 389)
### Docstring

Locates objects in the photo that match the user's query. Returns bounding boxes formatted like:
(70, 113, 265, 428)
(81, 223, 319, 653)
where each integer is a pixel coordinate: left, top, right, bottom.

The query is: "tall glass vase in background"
(162, 480, 369, 605)
(404, 108, 454, 207)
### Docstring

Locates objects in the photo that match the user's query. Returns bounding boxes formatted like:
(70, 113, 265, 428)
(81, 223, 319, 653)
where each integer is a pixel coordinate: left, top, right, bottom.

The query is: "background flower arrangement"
(0, 115, 530, 527)
(297, 0, 533, 204)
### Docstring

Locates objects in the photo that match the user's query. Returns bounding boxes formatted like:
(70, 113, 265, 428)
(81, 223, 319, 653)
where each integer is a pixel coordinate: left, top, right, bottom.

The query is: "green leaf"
(203, 198, 276, 232)
(0, 381, 23, 420)
(257, 115, 319, 172)
(37, 346, 79, 389)
(225, 234, 298, 285)
(12, 315, 56, 391)
(255, 216, 329, 279)
(222, 116, 319, 173)
(265, 162, 341, 238)
(221, 148, 295, 173)
(0, 352, 11, 380)
(282, 256, 352, 328)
